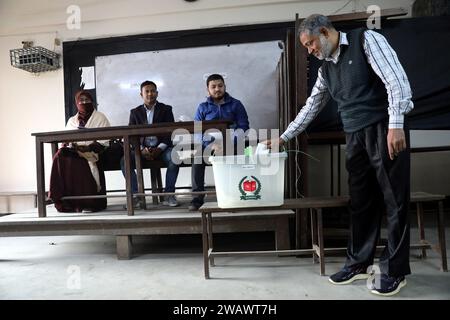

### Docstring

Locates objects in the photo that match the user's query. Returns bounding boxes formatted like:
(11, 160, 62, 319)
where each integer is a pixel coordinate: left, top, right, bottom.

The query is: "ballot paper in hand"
(255, 143, 270, 155)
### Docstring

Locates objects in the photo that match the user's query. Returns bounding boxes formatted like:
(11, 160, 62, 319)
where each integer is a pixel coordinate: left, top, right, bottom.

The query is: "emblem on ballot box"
(238, 176, 262, 200)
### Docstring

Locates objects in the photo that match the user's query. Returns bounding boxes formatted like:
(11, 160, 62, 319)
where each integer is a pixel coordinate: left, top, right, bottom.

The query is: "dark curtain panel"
(306, 16, 450, 133)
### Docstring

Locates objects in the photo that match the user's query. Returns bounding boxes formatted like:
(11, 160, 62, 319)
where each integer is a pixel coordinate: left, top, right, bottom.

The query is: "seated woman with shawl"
(49, 90, 111, 212)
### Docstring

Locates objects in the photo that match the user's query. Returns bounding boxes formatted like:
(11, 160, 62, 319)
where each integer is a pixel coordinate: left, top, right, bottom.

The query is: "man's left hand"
(141, 147, 152, 160)
(149, 147, 163, 160)
(387, 128, 406, 160)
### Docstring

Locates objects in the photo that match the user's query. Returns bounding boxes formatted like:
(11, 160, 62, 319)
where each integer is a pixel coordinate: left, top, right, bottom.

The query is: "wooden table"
(199, 197, 350, 279)
(32, 120, 230, 217)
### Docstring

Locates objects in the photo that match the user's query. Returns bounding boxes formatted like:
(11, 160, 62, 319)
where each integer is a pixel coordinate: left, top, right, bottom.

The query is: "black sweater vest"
(321, 28, 388, 133)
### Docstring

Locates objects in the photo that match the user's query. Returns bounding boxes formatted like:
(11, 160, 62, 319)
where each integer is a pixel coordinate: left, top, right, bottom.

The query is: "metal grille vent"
(10, 46, 60, 73)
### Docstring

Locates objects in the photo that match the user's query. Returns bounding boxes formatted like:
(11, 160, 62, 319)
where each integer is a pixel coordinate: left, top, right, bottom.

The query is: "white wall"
(0, 0, 415, 40)
(0, 34, 65, 191)
(0, 0, 420, 196)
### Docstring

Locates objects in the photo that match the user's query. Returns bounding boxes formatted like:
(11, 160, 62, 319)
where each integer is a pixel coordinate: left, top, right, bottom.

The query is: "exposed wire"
(283, 148, 321, 162)
(355, 0, 372, 11)
(331, 0, 371, 15)
(294, 140, 303, 198)
(53, 31, 57, 52)
(283, 143, 321, 198)
(331, 0, 353, 15)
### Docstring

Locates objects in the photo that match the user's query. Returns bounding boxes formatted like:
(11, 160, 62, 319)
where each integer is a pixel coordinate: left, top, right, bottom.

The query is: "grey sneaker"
(163, 195, 178, 207)
(123, 198, 144, 210)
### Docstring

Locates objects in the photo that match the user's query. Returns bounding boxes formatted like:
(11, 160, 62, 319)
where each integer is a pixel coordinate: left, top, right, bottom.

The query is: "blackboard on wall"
(94, 41, 283, 130)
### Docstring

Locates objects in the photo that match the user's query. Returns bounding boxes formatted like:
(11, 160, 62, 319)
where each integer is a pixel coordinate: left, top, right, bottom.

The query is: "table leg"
(317, 208, 325, 276)
(295, 209, 300, 249)
(35, 138, 46, 217)
(134, 141, 146, 209)
(123, 136, 134, 216)
(416, 202, 427, 258)
(310, 208, 318, 264)
(51, 142, 58, 156)
(437, 201, 448, 272)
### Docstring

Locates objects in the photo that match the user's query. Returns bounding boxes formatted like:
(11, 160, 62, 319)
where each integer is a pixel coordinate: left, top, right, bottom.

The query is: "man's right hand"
(211, 143, 223, 156)
(141, 147, 153, 160)
(260, 137, 285, 150)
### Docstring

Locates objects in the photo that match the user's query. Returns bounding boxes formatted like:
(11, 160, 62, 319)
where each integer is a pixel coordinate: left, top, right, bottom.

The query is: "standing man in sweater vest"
(263, 14, 413, 296)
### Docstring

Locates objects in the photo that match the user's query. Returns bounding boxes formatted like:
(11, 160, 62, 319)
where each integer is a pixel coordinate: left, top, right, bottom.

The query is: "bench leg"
(317, 208, 325, 276)
(116, 235, 132, 260)
(202, 212, 210, 279)
(207, 212, 215, 267)
(310, 208, 318, 264)
(275, 217, 290, 250)
(296, 209, 309, 250)
(437, 201, 448, 272)
(416, 202, 427, 259)
(295, 209, 301, 249)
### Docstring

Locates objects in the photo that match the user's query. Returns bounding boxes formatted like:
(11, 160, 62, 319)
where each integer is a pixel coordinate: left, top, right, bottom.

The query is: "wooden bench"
(317, 192, 448, 272)
(199, 197, 350, 279)
(0, 209, 293, 260)
(199, 192, 448, 279)
(410, 192, 447, 272)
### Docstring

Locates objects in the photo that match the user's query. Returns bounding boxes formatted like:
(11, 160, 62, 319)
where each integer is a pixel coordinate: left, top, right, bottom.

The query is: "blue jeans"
(120, 147, 179, 194)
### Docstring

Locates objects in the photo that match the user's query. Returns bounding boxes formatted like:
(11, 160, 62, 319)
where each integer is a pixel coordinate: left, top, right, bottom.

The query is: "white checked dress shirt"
(281, 30, 414, 141)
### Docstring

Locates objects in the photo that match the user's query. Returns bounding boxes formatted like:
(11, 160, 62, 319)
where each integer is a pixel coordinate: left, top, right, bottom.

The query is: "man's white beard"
(316, 34, 333, 60)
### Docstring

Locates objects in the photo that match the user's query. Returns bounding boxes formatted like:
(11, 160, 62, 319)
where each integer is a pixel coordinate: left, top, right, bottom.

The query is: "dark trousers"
(344, 120, 411, 277)
(191, 162, 206, 205)
(120, 147, 179, 194)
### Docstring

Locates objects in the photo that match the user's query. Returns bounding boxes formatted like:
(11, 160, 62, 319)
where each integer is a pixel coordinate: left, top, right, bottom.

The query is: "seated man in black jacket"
(120, 80, 179, 208)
